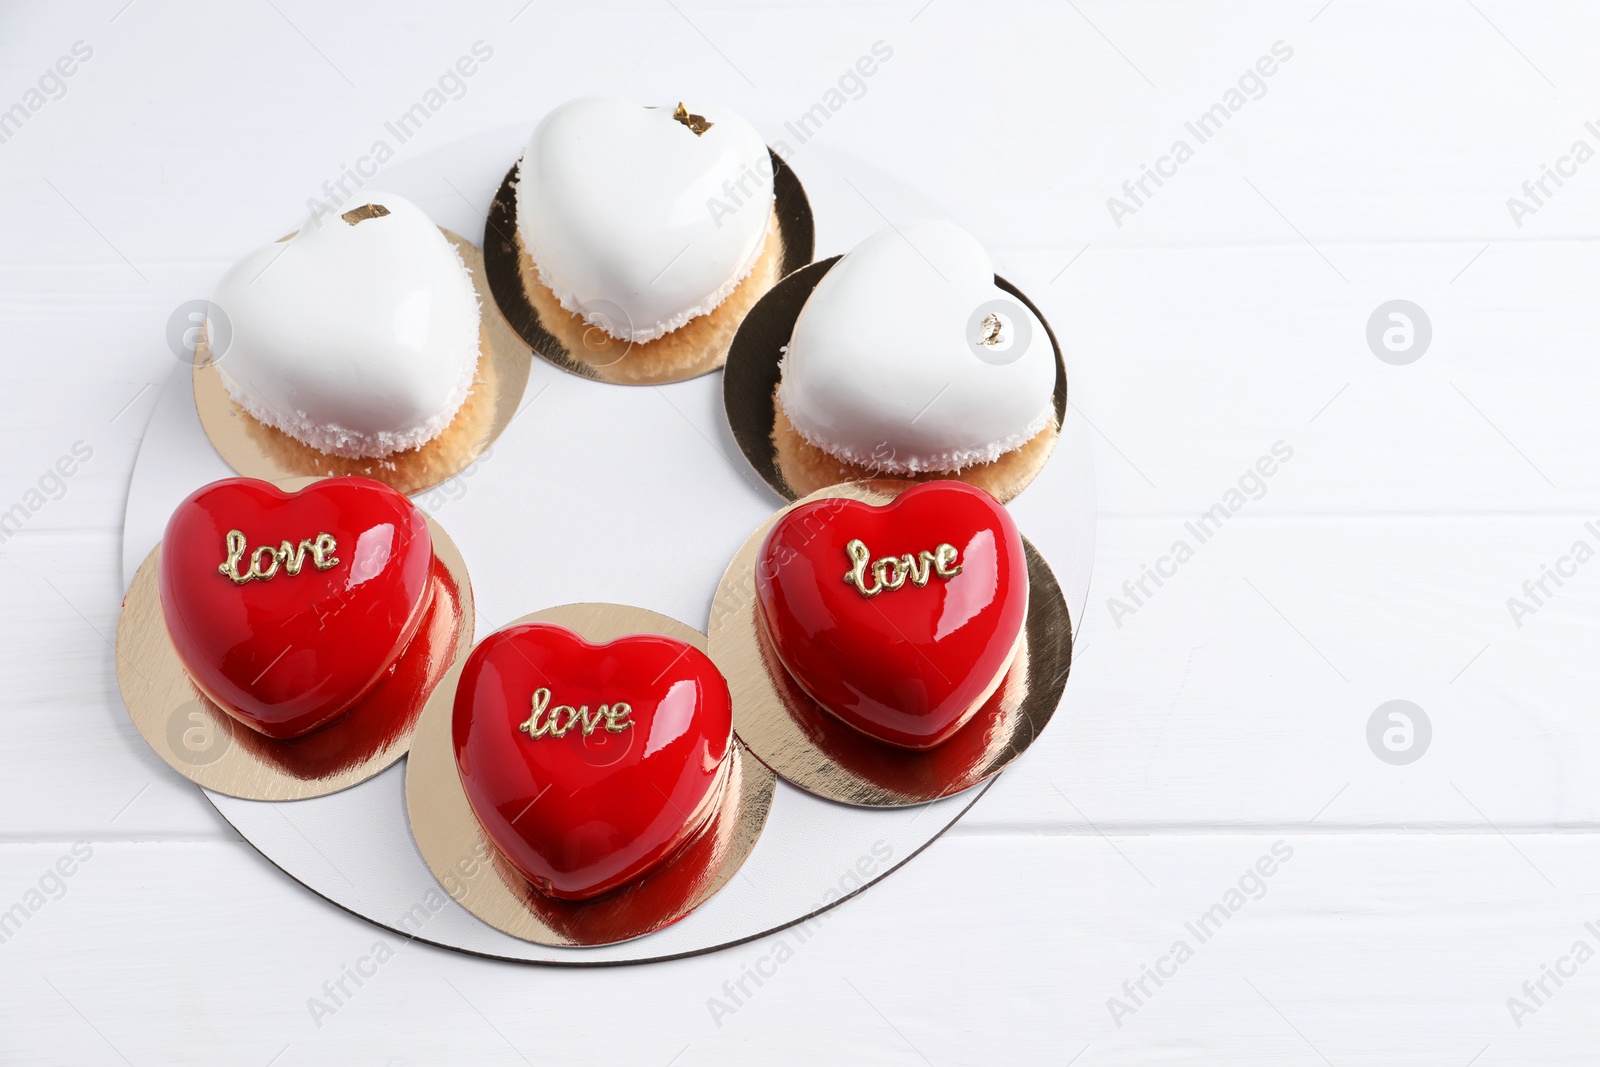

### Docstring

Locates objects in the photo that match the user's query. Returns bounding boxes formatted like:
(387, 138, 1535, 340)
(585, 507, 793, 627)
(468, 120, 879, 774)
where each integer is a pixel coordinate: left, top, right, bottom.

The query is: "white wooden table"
(4, 1, 1599, 1062)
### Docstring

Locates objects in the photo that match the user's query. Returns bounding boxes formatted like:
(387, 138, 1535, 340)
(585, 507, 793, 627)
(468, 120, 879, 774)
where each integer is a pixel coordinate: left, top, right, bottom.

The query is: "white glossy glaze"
(515, 96, 774, 343)
(212, 192, 481, 459)
(777, 220, 1056, 474)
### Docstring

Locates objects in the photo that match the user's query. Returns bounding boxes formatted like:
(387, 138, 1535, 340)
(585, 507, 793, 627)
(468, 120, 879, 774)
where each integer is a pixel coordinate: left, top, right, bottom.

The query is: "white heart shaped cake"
(515, 96, 774, 344)
(777, 219, 1055, 474)
(212, 192, 481, 459)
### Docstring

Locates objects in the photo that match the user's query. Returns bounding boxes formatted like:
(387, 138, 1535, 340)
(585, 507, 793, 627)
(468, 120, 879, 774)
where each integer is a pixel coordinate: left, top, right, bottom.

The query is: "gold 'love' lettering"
(518, 687, 634, 740)
(843, 538, 961, 598)
(218, 529, 339, 585)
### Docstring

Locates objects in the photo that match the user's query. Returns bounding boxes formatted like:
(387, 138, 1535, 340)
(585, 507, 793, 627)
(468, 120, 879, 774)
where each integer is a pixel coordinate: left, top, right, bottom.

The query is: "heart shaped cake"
(452, 624, 734, 901)
(514, 96, 775, 346)
(774, 220, 1057, 498)
(212, 192, 482, 459)
(755, 481, 1028, 749)
(159, 477, 436, 739)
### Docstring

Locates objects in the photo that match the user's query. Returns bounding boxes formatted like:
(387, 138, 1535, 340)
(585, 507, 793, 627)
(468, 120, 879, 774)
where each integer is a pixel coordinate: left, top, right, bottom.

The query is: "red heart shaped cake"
(159, 476, 435, 739)
(452, 624, 734, 901)
(755, 481, 1028, 749)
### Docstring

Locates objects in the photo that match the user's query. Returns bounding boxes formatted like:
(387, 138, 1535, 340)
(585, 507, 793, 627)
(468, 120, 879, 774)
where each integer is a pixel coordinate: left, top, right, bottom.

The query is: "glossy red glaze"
(159, 477, 434, 739)
(755, 481, 1028, 750)
(452, 624, 734, 901)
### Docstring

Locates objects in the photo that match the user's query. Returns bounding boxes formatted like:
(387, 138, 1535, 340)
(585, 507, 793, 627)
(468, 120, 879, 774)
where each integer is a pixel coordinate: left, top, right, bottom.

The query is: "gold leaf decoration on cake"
(976, 313, 1005, 346)
(341, 203, 392, 226)
(673, 102, 714, 136)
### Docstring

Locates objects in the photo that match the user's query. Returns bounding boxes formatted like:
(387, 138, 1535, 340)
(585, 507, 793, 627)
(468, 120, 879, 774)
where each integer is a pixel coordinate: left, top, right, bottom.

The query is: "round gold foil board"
(482, 150, 815, 386)
(115, 483, 475, 801)
(405, 603, 777, 948)
(193, 230, 532, 497)
(722, 256, 1069, 504)
(707, 480, 1073, 807)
